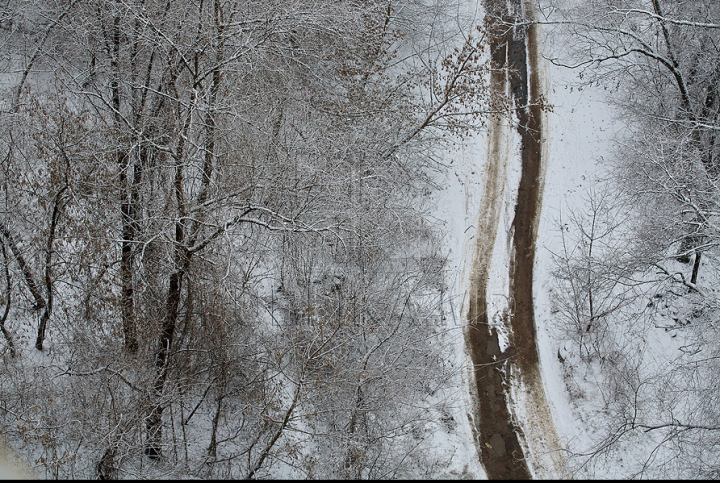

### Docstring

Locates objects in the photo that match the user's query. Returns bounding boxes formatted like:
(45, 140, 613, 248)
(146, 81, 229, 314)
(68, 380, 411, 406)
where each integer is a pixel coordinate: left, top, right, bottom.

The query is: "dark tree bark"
(0, 240, 15, 357)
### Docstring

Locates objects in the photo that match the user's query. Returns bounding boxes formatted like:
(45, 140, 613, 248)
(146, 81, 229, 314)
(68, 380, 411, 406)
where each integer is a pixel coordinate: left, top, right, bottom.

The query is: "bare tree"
(544, 0, 720, 477)
(0, 0, 492, 478)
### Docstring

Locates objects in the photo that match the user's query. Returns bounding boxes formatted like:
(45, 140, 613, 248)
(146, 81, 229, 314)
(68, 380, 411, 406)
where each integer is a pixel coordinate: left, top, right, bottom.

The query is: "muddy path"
(465, 0, 563, 479)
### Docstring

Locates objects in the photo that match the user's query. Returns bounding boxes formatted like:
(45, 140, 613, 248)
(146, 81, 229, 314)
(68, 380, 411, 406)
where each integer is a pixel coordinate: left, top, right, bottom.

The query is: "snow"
(430, 129, 488, 480)
(533, 34, 619, 467)
(429, 4, 627, 478)
(531, 69, 616, 477)
(485, 119, 522, 355)
(1, 1, 699, 479)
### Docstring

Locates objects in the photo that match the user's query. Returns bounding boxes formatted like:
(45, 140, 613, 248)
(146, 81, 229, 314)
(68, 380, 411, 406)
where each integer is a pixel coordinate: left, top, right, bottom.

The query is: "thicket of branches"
(0, 0, 492, 478)
(544, 0, 720, 478)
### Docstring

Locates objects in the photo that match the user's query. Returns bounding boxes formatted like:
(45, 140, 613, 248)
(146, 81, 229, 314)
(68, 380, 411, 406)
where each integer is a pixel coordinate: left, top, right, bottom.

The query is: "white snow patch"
(430, 130, 489, 479)
(533, 32, 622, 474)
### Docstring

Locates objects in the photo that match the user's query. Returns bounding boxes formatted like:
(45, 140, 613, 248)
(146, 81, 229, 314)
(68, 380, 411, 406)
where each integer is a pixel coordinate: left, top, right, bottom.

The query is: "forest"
(1, 0, 719, 479)
(0, 0, 491, 478)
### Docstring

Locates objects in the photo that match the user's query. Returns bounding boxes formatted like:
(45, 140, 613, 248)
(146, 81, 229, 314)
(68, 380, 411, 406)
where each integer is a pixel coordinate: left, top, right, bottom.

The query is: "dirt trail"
(464, 0, 564, 479)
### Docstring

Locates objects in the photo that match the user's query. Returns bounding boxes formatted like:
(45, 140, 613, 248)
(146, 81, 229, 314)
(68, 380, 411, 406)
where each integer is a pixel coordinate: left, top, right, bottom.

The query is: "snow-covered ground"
(533, 52, 619, 477)
(429, 120, 488, 479)
(430, 4, 624, 477)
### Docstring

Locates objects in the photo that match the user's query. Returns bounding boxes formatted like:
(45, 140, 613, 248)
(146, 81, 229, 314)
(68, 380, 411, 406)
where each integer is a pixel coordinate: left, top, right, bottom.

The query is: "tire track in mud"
(465, 3, 530, 476)
(465, 0, 563, 479)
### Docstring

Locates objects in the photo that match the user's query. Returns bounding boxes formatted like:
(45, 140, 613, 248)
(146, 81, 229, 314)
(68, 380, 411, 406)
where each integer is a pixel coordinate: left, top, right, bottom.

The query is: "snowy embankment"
(533, 60, 618, 474)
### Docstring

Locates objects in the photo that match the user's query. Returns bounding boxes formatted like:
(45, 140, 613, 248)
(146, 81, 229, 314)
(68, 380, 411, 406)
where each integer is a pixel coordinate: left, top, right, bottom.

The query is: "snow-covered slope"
(533, 48, 619, 477)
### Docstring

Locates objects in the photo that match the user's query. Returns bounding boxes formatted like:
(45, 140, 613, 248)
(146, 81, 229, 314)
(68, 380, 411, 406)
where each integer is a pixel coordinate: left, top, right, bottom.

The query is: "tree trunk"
(691, 251, 702, 285)
(145, 198, 190, 457)
(207, 394, 224, 459)
(0, 240, 15, 357)
(144, 266, 186, 458)
(97, 446, 118, 480)
(35, 184, 66, 350)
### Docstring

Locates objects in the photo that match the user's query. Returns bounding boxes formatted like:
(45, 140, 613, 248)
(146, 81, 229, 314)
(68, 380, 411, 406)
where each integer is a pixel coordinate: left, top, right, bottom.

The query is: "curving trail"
(465, 0, 564, 479)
